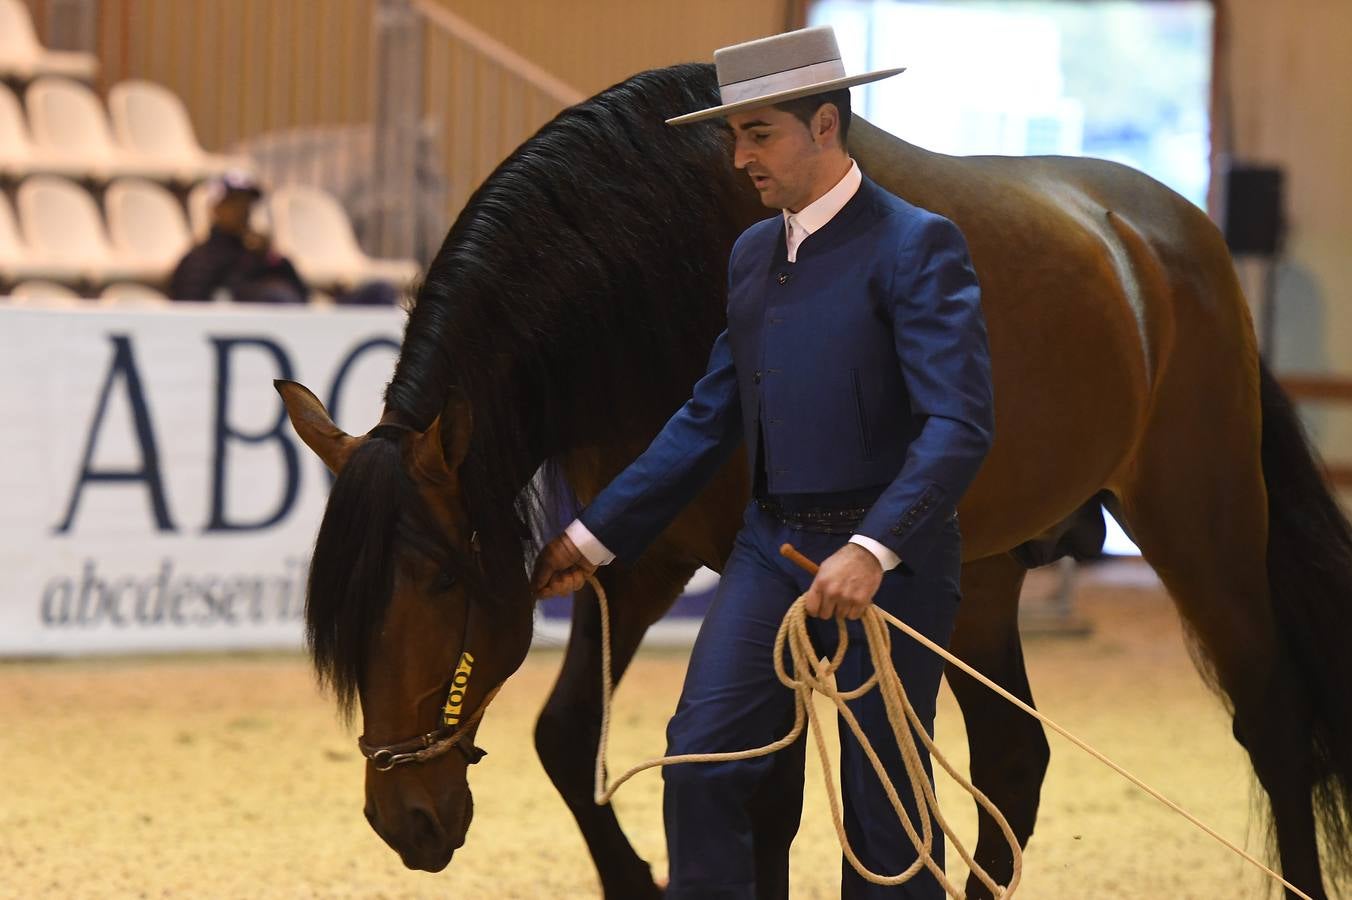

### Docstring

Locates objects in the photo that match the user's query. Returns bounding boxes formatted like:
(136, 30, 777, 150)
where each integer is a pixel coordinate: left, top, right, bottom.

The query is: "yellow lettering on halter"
(441, 651, 475, 726)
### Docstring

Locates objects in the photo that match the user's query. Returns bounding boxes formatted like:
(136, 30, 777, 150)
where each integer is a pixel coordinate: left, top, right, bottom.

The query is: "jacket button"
(753, 370, 762, 384)
(776, 272, 790, 285)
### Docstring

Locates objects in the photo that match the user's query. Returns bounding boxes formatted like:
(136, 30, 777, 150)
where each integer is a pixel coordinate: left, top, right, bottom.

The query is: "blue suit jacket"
(579, 175, 994, 570)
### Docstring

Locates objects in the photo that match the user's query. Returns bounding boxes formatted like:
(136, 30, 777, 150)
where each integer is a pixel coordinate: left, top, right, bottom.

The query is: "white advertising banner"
(0, 303, 404, 655)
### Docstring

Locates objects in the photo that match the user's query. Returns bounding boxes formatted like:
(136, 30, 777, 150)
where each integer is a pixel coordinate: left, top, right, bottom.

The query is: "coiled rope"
(587, 543, 1313, 899)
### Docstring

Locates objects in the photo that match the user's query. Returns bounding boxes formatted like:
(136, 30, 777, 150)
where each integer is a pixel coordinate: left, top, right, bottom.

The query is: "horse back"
(848, 117, 1248, 555)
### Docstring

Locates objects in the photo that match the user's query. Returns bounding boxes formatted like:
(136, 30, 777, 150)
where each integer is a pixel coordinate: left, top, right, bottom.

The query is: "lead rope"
(588, 543, 1314, 900)
(588, 563, 1019, 897)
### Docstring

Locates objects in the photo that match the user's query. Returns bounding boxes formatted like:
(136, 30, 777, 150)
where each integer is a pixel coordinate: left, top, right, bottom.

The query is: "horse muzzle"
(365, 787, 474, 872)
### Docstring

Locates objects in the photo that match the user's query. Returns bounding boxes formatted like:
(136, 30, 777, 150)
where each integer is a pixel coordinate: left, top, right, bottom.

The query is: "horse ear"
(414, 387, 473, 476)
(274, 379, 359, 473)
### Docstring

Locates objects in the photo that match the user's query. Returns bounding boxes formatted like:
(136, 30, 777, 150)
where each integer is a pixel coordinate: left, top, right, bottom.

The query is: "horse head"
(276, 379, 533, 872)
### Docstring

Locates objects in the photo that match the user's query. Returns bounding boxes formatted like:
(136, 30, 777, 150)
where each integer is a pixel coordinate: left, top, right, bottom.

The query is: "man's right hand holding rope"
(531, 533, 598, 599)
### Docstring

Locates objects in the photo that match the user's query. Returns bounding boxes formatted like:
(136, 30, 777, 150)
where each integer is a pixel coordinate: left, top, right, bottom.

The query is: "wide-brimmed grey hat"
(666, 25, 904, 126)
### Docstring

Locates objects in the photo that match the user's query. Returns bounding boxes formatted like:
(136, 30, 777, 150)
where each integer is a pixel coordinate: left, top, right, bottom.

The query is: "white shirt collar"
(783, 158, 861, 240)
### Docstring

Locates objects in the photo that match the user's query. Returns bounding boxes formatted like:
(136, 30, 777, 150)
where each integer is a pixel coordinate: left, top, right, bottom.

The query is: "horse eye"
(433, 571, 459, 592)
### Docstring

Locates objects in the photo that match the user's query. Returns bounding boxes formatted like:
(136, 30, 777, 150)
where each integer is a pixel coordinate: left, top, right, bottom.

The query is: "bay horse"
(275, 64, 1351, 899)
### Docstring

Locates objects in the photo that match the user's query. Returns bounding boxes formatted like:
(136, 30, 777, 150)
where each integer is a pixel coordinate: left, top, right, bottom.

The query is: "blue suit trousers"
(662, 500, 963, 899)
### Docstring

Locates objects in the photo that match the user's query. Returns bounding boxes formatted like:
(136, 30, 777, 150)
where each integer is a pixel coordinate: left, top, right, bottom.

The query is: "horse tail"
(1259, 358, 1352, 875)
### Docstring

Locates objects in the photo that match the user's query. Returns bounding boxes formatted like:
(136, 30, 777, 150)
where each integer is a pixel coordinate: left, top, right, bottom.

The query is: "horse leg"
(534, 546, 697, 900)
(1113, 389, 1326, 898)
(946, 552, 1046, 900)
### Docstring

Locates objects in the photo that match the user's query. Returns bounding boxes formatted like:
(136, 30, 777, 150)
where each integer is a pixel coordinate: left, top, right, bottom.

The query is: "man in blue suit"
(532, 25, 994, 900)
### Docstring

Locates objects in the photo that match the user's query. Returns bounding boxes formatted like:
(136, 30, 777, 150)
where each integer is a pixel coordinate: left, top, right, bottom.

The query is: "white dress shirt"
(566, 158, 901, 572)
(784, 157, 861, 262)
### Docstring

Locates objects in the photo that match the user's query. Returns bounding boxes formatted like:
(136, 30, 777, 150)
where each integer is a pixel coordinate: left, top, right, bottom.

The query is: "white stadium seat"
(0, 82, 85, 179)
(108, 80, 246, 183)
(185, 179, 215, 240)
(0, 83, 27, 175)
(0, 191, 68, 282)
(16, 176, 155, 283)
(100, 282, 169, 305)
(0, 0, 99, 83)
(6, 279, 82, 305)
(25, 77, 165, 180)
(270, 184, 419, 290)
(104, 179, 192, 280)
(0, 82, 37, 177)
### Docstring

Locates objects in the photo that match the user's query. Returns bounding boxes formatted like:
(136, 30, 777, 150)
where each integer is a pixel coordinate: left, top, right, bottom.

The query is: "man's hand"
(802, 543, 884, 620)
(530, 532, 598, 599)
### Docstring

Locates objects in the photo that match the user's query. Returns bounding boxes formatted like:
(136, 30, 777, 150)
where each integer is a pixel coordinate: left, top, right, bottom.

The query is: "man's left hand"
(802, 543, 883, 620)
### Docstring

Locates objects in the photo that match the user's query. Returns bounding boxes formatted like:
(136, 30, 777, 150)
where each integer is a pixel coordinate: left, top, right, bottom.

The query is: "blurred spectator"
(169, 172, 306, 304)
(169, 172, 397, 305)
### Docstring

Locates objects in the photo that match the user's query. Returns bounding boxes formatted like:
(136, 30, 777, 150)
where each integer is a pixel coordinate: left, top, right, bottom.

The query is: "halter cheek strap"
(355, 409, 494, 773)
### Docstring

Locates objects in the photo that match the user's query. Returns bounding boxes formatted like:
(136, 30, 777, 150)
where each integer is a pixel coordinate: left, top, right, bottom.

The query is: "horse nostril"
(410, 806, 444, 849)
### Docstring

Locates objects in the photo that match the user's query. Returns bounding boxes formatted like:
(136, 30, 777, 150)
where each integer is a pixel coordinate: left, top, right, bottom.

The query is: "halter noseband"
(357, 683, 500, 771)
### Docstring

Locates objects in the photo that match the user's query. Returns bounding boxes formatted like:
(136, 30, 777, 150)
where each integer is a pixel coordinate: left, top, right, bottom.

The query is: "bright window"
(810, 0, 1215, 209)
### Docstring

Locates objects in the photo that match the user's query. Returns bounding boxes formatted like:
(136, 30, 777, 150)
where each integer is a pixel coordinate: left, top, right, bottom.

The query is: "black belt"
(755, 496, 871, 534)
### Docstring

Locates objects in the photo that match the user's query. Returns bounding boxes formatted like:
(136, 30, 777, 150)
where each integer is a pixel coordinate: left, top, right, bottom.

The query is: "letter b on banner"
(207, 337, 300, 532)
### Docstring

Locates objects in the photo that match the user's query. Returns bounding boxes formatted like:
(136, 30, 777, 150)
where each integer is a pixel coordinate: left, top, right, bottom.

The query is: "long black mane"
(305, 63, 764, 705)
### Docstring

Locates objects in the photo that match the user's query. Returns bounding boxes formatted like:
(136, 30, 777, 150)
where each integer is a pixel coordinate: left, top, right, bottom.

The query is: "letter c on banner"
(324, 336, 400, 484)
(327, 337, 400, 424)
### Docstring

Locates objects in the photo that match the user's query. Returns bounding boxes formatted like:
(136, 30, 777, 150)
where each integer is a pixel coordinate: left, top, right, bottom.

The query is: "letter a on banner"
(55, 335, 176, 533)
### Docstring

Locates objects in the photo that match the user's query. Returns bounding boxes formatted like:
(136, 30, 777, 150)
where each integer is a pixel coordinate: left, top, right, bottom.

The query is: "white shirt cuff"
(849, 534, 901, 572)
(565, 518, 615, 567)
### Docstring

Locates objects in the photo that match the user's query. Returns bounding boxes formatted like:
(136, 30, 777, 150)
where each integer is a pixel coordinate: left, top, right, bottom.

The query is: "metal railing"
(17, 0, 584, 265)
(360, 0, 585, 261)
(412, 0, 583, 234)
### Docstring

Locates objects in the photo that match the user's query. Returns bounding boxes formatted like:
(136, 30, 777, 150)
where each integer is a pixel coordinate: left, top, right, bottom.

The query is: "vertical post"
(371, 0, 424, 260)
(1260, 257, 1279, 363)
(45, 0, 99, 55)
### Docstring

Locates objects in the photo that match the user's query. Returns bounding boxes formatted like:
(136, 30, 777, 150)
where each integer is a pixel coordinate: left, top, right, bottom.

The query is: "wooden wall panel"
(15, 0, 788, 158)
(1223, 0, 1352, 241)
(424, 0, 794, 95)
(19, 0, 377, 152)
(1217, 0, 1352, 461)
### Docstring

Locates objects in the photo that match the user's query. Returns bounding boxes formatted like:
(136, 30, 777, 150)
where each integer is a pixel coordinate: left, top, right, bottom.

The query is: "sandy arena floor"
(0, 561, 1311, 899)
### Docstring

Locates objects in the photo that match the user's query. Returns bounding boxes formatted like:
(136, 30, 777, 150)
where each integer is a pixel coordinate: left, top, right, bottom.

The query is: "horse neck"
(850, 117, 968, 212)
